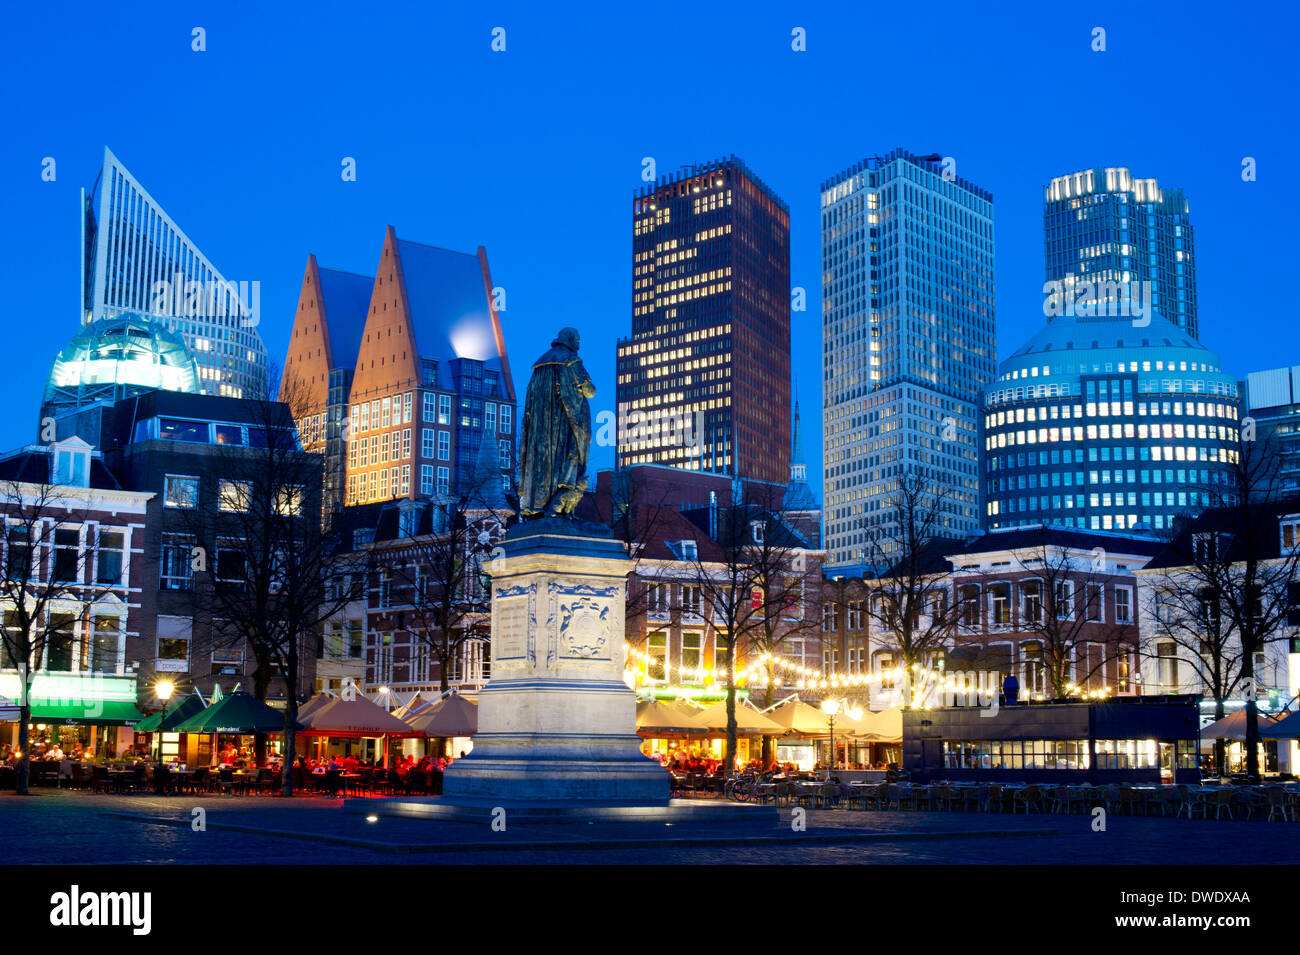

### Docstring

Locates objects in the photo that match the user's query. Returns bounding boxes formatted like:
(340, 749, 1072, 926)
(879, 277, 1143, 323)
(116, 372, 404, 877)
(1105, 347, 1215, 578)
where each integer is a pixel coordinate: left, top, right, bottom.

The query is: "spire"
(790, 388, 806, 481)
(783, 388, 816, 512)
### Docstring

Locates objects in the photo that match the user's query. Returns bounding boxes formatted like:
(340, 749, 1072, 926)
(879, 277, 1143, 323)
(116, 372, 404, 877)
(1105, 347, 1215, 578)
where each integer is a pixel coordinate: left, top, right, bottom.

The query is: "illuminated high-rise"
(821, 149, 996, 567)
(1043, 167, 1198, 339)
(83, 147, 270, 398)
(616, 156, 791, 485)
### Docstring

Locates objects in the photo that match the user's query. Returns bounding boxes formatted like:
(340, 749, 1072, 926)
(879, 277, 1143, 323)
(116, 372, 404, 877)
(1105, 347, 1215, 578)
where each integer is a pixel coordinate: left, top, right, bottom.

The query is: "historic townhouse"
(0, 438, 152, 757)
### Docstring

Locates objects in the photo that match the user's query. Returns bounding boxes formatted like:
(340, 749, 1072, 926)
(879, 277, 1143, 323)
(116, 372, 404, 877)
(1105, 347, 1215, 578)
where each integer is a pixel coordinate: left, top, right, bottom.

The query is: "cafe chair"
(1264, 787, 1292, 822)
(1212, 788, 1235, 820)
(1011, 785, 1042, 813)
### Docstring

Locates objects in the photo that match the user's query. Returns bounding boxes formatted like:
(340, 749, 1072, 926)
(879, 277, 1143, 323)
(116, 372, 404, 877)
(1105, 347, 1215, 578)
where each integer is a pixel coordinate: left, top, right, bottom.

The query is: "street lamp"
(154, 680, 174, 761)
(154, 680, 174, 793)
(821, 698, 840, 779)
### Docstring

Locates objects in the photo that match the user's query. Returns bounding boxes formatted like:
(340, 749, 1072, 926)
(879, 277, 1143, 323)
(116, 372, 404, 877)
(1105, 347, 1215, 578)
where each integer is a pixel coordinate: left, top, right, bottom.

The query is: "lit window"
(164, 475, 198, 509)
(218, 479, 251, 513)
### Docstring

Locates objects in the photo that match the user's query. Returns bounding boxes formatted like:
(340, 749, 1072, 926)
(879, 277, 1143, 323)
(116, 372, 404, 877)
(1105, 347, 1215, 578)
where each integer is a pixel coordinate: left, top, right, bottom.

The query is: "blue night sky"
(2, 1, 1296, 497)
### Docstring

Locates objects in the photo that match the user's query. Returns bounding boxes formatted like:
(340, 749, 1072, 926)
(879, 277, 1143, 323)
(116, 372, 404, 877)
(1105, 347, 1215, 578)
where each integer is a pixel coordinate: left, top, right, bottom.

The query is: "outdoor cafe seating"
(721, 770, 1300, 822)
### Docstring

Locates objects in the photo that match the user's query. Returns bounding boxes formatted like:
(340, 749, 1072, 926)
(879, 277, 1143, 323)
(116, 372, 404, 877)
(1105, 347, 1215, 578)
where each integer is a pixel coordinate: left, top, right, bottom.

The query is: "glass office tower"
(1044, 167, 1199, 340)
(821, 149, 996, 567)
(83, 147, 270, 399)
(983, 313, 1241, 532)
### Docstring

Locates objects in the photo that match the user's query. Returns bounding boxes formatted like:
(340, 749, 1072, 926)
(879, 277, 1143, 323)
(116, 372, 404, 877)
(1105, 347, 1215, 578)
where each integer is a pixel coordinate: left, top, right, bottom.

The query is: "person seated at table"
(46, 744, 64, 761)
(343, 754, 359, 771)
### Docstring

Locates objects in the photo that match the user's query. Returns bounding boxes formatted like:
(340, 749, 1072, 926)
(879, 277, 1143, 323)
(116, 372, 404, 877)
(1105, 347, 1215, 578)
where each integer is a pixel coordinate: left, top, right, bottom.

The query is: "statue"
(517, 327, 595, 519)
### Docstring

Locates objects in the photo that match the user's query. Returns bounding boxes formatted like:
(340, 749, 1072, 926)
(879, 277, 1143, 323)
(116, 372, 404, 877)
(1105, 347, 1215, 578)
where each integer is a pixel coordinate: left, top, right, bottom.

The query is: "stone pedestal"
(440, 519, 670, 804)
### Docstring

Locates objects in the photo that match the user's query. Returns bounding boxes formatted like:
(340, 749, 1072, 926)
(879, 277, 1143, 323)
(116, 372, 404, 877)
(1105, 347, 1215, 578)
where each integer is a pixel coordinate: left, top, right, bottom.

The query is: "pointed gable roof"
(391, 237, 514, 398)
(282, 254, 372, 412)
(351, 227, 424, 400)
(317, 267, 373, 368)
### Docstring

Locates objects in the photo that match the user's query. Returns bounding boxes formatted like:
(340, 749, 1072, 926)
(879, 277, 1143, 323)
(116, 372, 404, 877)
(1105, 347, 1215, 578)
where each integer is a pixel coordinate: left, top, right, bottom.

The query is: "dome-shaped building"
(982, 313, 1242, 533)
(43, 314, 201, 419)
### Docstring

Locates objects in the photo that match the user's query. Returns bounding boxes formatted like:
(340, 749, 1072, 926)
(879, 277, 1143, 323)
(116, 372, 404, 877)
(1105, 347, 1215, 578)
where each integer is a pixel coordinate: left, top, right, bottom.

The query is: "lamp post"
(821, 698, 840, 779)
(154, 681, 174, 761)
(154, 680, 174, 794)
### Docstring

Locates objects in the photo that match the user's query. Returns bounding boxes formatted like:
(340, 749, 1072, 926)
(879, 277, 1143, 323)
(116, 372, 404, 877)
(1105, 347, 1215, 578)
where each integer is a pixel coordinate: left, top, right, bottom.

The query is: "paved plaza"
(1, 790, 1296, 865)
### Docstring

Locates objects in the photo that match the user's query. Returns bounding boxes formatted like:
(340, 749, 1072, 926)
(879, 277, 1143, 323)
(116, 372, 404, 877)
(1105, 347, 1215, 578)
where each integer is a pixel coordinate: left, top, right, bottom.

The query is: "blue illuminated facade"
(1044, 167, 1198, 340)
(983, 313, 1241, 532)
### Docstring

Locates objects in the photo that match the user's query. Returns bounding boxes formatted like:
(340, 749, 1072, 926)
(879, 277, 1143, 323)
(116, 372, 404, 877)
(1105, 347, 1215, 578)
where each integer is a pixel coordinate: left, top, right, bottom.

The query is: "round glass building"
(983, 313, 1241, 532)
(44, 313, 201, 416)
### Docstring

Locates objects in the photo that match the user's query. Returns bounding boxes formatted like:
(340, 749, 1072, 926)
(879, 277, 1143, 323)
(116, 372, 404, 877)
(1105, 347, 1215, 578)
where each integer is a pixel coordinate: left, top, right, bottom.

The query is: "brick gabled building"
(282, 227, 517, 516)
(821, 525, 1163, 709)
(282, 255, 373, 515)
(582, 463, 825, 703)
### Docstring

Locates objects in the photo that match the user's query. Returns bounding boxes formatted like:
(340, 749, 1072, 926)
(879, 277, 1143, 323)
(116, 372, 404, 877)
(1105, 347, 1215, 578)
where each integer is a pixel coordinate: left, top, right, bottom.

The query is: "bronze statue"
(518, 327, 595, 519)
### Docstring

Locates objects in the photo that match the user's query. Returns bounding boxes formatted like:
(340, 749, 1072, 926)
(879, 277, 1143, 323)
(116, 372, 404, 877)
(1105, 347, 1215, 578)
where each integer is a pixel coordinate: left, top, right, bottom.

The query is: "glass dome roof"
(44, 313, 201, 407)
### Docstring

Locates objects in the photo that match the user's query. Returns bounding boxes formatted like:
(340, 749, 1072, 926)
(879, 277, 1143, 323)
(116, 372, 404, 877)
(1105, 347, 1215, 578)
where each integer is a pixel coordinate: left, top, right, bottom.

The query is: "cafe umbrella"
(635, 700, 702, 737)
(764, 699, 837, 736)
(405, 694, 478, 739)
(171, 690, 301, 735)
(298, 694, 423, 769)
(133, 693, 206, 733)
(1199, 707, 1280, 742)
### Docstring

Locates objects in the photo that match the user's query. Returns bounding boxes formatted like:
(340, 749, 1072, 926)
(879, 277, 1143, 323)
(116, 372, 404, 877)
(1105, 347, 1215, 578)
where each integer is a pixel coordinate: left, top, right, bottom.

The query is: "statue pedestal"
(440, 519, 669, 803)
(347, 519, 775, 826)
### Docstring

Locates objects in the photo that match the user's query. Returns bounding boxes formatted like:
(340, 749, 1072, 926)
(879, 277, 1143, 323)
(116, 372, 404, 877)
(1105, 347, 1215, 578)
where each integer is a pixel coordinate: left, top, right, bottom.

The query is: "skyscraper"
(821, 149, 996, 567)
(617, 156, 791, 485)
(983, 314, 1241, 533)
(83, 147, 270, 398)
(1043, 167, 1198, 339)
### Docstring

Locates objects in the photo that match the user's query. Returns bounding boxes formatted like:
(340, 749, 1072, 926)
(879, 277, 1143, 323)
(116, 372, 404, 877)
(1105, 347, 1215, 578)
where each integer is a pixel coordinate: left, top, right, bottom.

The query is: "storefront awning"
(26, 699, 147, 726)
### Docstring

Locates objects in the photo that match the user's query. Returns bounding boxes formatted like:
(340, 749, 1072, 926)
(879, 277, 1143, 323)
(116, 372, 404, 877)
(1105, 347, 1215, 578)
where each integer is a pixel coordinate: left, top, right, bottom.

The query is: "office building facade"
(1243, 365, 1300, 494)
(821, 148, 996, 567)
(983, 313, 1241, 533)
(617, 156, 791, 484)
(1044, 167, 1198, 340)
(83, 147, 270, 398)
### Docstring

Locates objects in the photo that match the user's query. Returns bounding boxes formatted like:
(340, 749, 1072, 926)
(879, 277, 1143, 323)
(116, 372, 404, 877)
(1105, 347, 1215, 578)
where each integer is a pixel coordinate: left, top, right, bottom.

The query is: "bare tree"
(737, 485, 821, 766)
(995, 529, 1134, 699)
(183, 372, 362, 796)
(1143, 435, 1300, 779)
(679, 493, 765, 774)
(369, 444, 513, 694)
(0, 479, 100, 794)
(860, 473, 964, 708)
(590, 469, 691, 654)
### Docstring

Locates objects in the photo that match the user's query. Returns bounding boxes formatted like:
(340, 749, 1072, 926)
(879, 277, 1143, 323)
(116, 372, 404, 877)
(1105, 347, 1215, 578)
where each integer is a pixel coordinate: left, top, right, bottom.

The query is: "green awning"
(27, 699, 147, 727)
(133, 694, 207, 733)
(172, 690, 301, 735)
